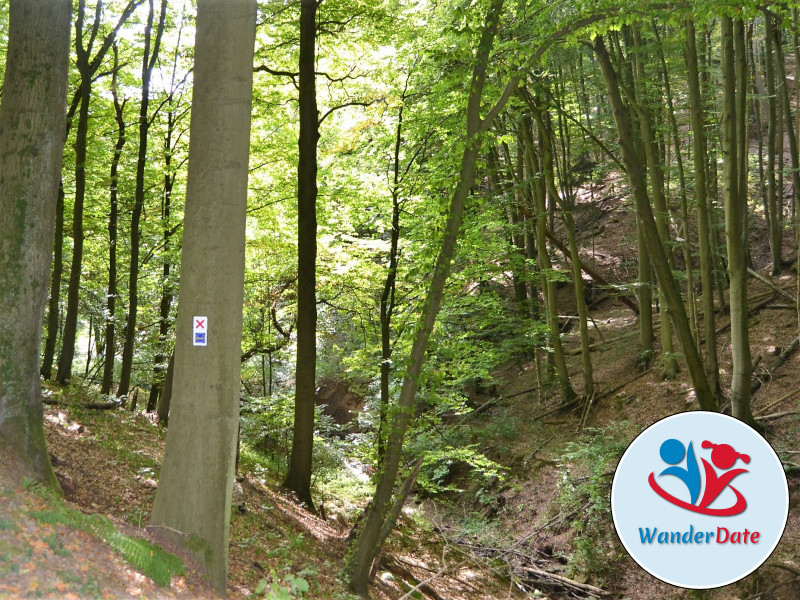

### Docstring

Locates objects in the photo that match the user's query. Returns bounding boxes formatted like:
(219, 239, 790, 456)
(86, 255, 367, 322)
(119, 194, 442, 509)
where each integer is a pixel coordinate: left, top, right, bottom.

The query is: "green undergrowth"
(556, 423, 632, 583)
(24, 479, 185, 586)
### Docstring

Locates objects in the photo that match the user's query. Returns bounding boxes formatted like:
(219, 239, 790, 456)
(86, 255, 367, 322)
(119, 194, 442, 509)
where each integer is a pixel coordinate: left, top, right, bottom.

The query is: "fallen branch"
(716, 293, 776, 335)
(747, 267, 798, 303)
(565, 330, 639, 356)
(398, 545, 449, 600)
(382, 555, 445, 600)
(532, 397, 581, 421)
(525, 566, 610, 597)
(85, 400, 123, 410)
(764, 562, 800, 577)
(455, 396, 504, 426)
(545, 229, 639, 315)
(754, 386, 800, 417)
(751, 337, 800, 395)
(596, 368, 653, 402)
(505, 385, 540, 399)
(759, 410, 797, 421)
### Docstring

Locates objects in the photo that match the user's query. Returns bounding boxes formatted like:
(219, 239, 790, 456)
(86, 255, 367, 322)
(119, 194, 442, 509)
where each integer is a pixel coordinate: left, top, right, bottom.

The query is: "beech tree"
(0, 0, 71, 485)
(283, 0, 320, 511)
(148, 0, 256, 592)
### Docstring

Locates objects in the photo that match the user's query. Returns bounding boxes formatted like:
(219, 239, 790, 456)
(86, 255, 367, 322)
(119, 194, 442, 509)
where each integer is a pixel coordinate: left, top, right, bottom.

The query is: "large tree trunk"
(593, 35, 715, 411)
(284, 0, 319, 510)
(148, 0, 256, 593)
(345, 2, 506, 595)
(0, 0, 71, 486)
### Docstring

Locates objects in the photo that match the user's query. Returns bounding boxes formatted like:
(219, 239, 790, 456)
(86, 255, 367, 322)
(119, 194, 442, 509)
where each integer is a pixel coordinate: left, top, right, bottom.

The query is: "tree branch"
(319, 98, 382, 125)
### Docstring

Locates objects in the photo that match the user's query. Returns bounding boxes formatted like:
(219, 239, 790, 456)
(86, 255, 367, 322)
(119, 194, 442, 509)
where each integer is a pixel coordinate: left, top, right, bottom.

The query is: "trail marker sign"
(193, 316, 207, 346)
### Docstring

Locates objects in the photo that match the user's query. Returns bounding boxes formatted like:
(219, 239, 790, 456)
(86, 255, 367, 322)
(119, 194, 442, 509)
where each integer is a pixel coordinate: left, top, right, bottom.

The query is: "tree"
(684, 18, 722, 403)
(101, 43, 127, 396)
(0, 0, 72, 485)
(148, 0, 256, 592)
(720, 16, 755, 425)
(284, 0, 320, 510)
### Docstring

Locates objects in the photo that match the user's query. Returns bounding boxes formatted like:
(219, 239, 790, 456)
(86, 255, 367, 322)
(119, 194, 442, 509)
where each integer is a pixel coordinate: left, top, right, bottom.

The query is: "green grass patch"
(0, 515, 18, 531)
(24, 480, 184, 586)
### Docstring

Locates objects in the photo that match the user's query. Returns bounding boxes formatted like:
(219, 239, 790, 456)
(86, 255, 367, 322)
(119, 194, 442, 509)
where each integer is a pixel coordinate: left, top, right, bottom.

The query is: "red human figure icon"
(698, 441, 750, 511)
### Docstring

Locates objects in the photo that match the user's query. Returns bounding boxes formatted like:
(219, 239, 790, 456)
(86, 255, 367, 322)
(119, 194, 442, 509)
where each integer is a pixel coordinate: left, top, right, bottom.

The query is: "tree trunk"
(0, 0, 71, 486)
(526, 120, 576, 404)
(764, 12, 782, 275)
(771, 13, 800, 241)
(654, 22, 698, 348)
(284, 0, 319, 510)
(56, 15, 91, 384)
(534, 107, 593, 399)
(147, 99, 179, 412)
(41, 184, 65, 381)
(721, 17, 755, 424)
(156, 352, 175, 426)
(101, 47, 127, 396)
(377, 78, 411, 461)
(148, 0, 256, 593)
(684, 19, 722, 402)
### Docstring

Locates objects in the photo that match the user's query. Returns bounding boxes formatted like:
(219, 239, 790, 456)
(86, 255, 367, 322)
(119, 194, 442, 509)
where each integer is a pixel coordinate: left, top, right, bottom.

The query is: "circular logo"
(611, 411, 789, 589)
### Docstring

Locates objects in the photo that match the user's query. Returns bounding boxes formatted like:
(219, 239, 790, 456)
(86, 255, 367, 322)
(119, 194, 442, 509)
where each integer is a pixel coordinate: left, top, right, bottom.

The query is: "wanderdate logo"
(649, 438, 750, 516)
(611, 412, 788, 589)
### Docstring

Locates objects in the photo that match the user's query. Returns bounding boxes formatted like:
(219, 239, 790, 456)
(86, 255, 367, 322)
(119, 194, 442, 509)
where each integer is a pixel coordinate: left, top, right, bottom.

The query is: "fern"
(27, 506, 185, 586)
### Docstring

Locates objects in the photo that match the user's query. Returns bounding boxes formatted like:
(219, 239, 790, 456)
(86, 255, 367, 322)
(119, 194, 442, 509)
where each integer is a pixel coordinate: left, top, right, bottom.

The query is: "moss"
(185, 532, 214, 572)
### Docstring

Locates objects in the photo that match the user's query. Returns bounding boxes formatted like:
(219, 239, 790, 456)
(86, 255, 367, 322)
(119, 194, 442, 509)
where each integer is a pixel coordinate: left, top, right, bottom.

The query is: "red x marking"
(195, 319, 205, 329)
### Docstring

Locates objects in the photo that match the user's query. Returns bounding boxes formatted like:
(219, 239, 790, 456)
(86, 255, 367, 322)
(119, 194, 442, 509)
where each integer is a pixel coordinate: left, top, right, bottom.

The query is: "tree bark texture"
(0, 0, 71, 486)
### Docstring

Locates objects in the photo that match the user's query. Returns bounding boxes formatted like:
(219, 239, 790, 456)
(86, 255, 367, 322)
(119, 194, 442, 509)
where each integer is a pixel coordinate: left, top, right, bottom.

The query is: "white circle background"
(611, 411, 789, 589)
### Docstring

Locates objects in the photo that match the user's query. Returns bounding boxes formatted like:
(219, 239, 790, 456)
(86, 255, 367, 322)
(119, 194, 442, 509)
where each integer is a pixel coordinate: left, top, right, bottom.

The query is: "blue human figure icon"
(658, 438, 701, 505)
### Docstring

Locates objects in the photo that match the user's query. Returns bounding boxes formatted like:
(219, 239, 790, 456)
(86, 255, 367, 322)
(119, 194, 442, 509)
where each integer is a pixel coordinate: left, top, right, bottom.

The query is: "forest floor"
(2, 177, 800, 599)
